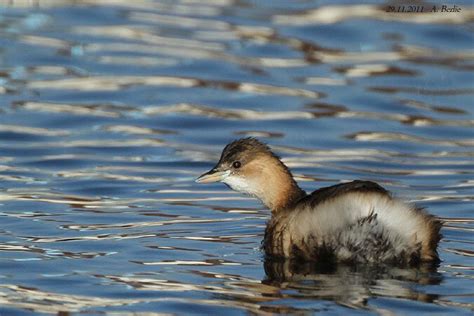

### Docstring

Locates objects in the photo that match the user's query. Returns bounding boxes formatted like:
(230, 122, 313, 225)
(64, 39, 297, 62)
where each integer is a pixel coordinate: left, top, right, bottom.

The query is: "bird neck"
(252, 157, 306, 213)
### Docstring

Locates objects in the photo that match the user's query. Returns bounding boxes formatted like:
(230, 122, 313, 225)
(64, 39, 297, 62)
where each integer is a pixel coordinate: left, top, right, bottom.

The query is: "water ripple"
(0, 124, 70, 137)
(1, 1, 473, 315)
(347, 131, 474, 147)
(14, 101, 126, 118)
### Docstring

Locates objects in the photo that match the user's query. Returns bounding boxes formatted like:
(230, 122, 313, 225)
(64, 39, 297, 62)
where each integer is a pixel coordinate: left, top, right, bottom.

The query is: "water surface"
(0, 0, 473, 314)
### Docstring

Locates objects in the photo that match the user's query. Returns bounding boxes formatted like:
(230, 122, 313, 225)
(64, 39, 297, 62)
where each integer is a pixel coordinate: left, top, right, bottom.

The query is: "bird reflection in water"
(262, 257, 442, 309)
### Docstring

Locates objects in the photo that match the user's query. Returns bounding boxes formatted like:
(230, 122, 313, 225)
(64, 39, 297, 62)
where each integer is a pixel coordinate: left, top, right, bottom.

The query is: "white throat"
(222, 174, 259, 197)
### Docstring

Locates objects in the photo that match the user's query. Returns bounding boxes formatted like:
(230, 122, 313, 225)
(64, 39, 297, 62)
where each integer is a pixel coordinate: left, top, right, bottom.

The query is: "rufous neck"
(253, 158, 306, 213)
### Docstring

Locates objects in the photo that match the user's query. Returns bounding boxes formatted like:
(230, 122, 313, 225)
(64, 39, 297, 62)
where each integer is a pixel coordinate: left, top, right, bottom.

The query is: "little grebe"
(196, 138, 441, 265)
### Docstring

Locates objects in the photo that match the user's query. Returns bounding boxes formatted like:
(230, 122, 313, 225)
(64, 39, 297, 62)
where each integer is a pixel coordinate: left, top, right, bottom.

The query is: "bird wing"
(302, 180, 390, 208)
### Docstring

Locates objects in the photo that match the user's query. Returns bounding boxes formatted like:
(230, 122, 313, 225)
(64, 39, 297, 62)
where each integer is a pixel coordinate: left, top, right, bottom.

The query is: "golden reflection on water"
(348, 131, 474, 147)
(0, 261, 451, 314)
(11, 99, 472, 128)
(0, 124, 70, 136)
(61, 217, 251, 232)
(27, 76, 198, 91)
(28, 76, 321, 98)
(144, 103, 315, 120)
(15, 101, 124, 118)
(19, 34, 70, 49)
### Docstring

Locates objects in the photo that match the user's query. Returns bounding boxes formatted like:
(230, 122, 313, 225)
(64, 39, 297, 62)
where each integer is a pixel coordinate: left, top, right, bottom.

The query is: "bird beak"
(195, 169, 229, 183)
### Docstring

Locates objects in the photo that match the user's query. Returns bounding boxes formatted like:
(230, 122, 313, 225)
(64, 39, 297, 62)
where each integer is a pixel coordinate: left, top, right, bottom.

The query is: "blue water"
(0, 1, 473, 314)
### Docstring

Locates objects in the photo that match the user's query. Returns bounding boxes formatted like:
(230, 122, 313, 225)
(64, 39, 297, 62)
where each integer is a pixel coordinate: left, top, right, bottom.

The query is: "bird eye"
(232, 161, 241, 169)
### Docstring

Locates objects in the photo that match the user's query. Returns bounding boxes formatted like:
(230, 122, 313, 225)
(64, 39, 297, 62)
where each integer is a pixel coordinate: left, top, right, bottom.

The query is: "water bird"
(196, 138, 441, 265)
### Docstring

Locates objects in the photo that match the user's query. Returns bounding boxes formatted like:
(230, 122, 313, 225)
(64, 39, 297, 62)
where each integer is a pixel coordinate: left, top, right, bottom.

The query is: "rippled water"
(1, 0, 473, 314)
